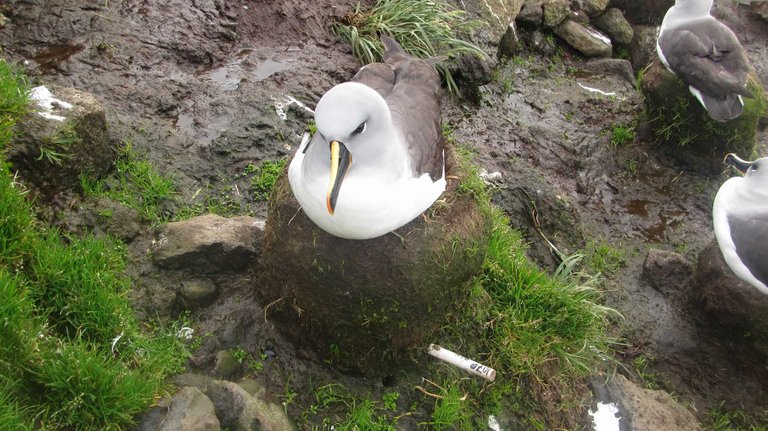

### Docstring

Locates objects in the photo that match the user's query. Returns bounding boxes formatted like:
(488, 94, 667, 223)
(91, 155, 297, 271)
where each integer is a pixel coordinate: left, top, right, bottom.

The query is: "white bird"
(288, 36, 446, 240)
(656, 0, 752, 122)
(713, 153, 768, 295)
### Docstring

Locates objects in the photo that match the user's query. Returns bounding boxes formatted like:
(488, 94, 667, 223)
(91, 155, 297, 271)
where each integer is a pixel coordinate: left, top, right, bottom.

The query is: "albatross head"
(312, 82, 398, 215)
(724, 153, 768, 195)
(669, 0, 713, 17)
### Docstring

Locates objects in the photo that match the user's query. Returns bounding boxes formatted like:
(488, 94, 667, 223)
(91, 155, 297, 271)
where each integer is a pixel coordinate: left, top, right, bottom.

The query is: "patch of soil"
(2, 0, 768, 428)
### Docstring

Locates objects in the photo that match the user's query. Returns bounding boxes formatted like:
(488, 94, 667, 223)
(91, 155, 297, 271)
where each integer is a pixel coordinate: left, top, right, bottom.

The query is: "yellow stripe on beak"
(326, 141, 351, 215)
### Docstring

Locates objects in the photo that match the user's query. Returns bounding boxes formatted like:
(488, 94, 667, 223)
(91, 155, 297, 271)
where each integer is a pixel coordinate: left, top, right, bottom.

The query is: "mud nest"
(257, 143, 491, 376)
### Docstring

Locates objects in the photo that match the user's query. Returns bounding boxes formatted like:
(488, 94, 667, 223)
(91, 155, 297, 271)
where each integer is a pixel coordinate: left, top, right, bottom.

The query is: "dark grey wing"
(728, 213, 768, 288)
(352, 63, 395, 98)
(381, 36, 444, 181)
(660, 19, 751, 99)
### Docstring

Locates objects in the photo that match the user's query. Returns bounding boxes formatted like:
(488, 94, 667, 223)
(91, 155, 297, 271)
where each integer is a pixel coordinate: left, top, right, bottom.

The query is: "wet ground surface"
(2, 0, 767, 428)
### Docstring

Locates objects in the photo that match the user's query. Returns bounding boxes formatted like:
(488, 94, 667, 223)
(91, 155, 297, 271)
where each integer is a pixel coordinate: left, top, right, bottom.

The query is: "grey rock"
(554, 20, 613, 57)
(152, 214, 265, 273)
(642, 249, 693, 296)
(453, 0, 523, 49)
(213, 350, 241, 379)
(543, 0, 569, 27)
(755, 1, 768, 22)
(498, 22, 524, 58)
(569, 9, 590, 25)
(529, 30, 559, 55)
(181, 279, 218, 308)
(8, 85, 116, 194)
(629, 25, 659, 72)
(609, 0, 673, 25)
(580, 58, 635, 84)
(518, 0, 544, 27)
(593, 8, 634, 45)
(206, 380, 295, 431)
(592, 374, 702, 431)
(579, 0, 609, 17)
(137, 386, 220, 431)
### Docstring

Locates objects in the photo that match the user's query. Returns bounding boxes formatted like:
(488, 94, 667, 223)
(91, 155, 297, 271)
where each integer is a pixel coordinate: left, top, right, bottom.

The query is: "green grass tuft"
(246, 159, 286, 200)
(81, 142, 178, 223)
(332, 0, 485, 95)
(0, 61, 29, 152)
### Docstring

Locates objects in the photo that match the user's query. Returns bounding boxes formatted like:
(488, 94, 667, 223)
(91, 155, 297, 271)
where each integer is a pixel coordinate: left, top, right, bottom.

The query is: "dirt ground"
(1, 0, 767, 428)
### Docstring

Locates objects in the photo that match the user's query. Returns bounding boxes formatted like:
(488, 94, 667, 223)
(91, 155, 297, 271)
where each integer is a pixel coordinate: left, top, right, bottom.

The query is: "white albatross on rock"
(657, 0, 752, 122)
(288, 36, 446, 240)
(713, 154, 768, 295)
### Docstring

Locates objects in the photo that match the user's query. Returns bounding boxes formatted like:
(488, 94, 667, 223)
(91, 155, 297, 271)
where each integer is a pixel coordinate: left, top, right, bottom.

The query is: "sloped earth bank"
(2, 0, 767, 429)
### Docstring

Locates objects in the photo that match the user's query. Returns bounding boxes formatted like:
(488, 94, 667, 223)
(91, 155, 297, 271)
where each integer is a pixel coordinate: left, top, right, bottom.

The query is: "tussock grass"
(333, 0, 484, 95)
(0, 60, 188, 430)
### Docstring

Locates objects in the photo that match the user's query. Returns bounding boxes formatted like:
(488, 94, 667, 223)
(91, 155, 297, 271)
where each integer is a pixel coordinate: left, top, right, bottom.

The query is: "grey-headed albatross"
(657, 0, 752, 122)
(713, 154, 768, 295)
(288, 36, 446, 240)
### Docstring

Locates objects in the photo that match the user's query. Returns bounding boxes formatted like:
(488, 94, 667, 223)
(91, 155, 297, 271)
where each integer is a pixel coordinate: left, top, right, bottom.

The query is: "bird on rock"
(288, 35, 446, 240)
(657, 0, 752, 122)
(712, 153, 768, 295)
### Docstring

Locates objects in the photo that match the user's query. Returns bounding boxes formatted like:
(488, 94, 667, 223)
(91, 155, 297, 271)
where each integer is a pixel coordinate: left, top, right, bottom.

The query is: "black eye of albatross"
(352, 121, 366, 135)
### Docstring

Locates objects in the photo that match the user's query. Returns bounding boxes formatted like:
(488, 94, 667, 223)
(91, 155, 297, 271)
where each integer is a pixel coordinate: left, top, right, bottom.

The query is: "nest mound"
(257, 144, 491, 375)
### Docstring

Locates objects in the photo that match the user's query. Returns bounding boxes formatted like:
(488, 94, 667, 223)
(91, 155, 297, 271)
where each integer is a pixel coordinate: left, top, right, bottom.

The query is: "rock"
(569, 9, 591, 26)
(609, 0, 674, 25)
(642, 249, 693, 296)
(593, 8, 634, 45)
(755, 1, 768, 22)
(517, 0, 544, 27)
(152, 214, 265, 273)
(60, 197, 142, 241)
(640, 60, 763, 174)
(206, 380, 295, 431)
(258, 145, 491, 375)
(542, 0, 569, 27)
(579, 0, 609, 17)
(554, 19, 613, 58)
(213, 350, 241, 379)
(529, 29, 560, 55)
(457, 0, 524, 48)
(181, 279, 218, 308)
(692, 242, 768, 354)
(628, 25, 659, 72)
(498, 22, 524, 58)
(136, 386, 220, 431)
(593, 374, 702, 431)
(580, 58, 635, 84)
(8, 85, 115, 195)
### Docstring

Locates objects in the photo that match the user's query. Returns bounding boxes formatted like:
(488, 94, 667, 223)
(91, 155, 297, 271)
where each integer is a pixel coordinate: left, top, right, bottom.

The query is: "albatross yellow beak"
(326, 140, 352, 215)
(724, 153, 753, 175)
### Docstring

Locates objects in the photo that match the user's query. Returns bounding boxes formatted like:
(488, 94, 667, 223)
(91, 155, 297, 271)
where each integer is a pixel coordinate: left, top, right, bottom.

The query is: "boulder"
(458, 0, 524, 47)
(553, 19, 613, 57)
(692, 242, 768, 355)
(212, 350, 242, 379)
(542, 0, 570, 27)
(7, 85, 115, 195)
(578, 0, 609, 17)
(136, 386, 221, 431)
(517, 0, 544, 27)
(152, 214, 265, 273)
(498, 22, 525, 58)
(181, 279, 219, 308)
(628, 25, 659, 72)
(640, 60, 763, 174)
(593, 8, 634, 45)
(755, 1, 768, 22)
(206, 380, 295, 431)
(592, 374, 702, 431)
(609, 0, 674, 25)
(257, 145, 491, 375)
(642, 249, 693, 296)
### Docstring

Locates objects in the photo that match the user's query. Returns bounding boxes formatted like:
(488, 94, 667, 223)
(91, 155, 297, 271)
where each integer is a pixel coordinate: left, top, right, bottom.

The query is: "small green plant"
(231, 346, 248, 364)
(425, 383, 471, 430)
(80, 142, 178, 223)
(609, 123, 636, 148)
(632, 356, 662, 390)
(247, 159, 286, 200)
(382, 392, 399, 412)
(332, 0, 485, 95)
(0, 60, 29, 152)
(582, 238, 627, 275)
(706, 402, 768, 431)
